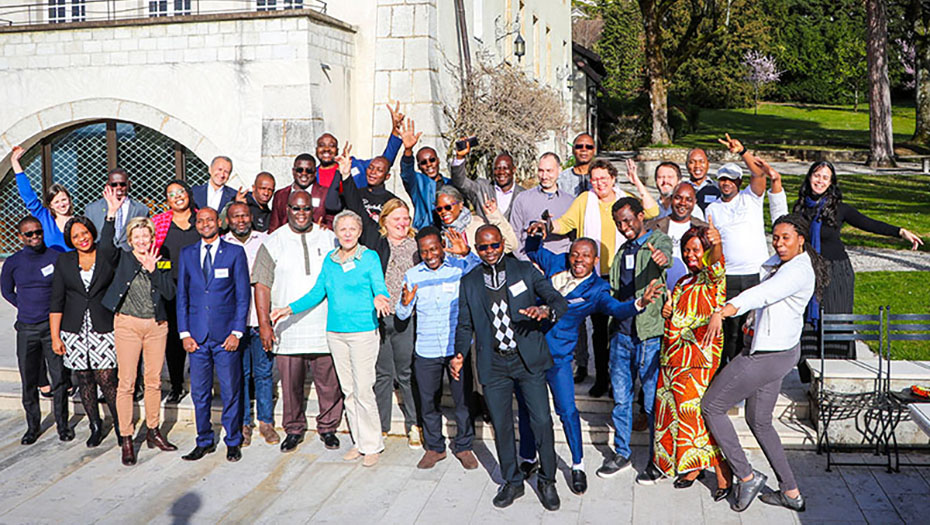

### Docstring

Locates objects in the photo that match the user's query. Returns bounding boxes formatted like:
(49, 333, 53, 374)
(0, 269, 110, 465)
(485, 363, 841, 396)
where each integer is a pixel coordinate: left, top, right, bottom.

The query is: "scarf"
(444, 207, 473, 248)
(802, 196, 825, 327)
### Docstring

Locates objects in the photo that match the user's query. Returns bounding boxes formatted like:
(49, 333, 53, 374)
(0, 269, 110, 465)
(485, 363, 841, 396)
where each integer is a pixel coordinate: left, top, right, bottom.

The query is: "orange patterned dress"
(653, 258, 726, 476)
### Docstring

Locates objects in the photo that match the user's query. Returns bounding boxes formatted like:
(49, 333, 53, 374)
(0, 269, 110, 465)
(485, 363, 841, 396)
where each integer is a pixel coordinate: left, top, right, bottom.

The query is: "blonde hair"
(378, 198, 415, 239)
(125, 217, 156, 244)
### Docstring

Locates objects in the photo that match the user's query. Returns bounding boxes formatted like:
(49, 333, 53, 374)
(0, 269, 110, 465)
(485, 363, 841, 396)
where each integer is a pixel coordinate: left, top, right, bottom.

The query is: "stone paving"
(0, 410, 928, 524)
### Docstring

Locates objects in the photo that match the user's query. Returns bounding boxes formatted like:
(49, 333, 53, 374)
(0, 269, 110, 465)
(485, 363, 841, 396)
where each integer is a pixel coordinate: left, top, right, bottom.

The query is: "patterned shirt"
(662, 258, 726, 369)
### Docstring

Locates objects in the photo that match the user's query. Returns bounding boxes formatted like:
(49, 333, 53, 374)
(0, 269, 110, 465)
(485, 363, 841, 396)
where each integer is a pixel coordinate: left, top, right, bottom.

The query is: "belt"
(494, 346, 519, 357)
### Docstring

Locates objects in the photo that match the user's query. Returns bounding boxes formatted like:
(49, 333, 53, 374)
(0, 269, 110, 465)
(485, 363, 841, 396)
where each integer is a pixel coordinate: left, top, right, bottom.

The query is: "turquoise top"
(288, 245, 388, 333)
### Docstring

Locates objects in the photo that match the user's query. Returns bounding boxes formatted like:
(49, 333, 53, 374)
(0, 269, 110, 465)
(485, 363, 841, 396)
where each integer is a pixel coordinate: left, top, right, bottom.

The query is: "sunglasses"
(108, 182, 128, 188)
(476, 242, 502, 252)
(574, 144, 595, 150)
(293, 167, 314, 174)
(435, 202, 460, 213)
(167, 190, 186, 199)
(417, 157, 438, 165)
(21, 229, 43, 238)
(289, 205, 313, 212)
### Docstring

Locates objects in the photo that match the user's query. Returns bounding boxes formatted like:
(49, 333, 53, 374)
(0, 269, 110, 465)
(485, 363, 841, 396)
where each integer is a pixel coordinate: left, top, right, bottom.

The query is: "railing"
(0, 0, 327, 27)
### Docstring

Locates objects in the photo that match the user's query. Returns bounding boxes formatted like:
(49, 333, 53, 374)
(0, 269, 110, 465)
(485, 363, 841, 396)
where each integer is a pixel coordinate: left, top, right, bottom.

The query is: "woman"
(793, 161, 923, 366)
(341, 170, 422, 446)
(11, 145, 74, 252)
(653, 222, 732, 500)
(271, 209, 393, 467)
(153, 179, 200, 403)
(49, 201, 120, 446)
(102, 216, 178, 466)
(434, 185, 518, 255)
(701, 213, 829, 513)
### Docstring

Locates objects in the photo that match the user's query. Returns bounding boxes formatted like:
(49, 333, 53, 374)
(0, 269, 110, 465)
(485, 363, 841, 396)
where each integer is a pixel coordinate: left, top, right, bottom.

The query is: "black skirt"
(799, 257, 855, 381)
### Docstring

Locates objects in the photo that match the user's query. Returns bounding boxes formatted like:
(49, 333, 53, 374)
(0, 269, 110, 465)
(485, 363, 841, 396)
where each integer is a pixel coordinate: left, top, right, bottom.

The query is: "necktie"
(203, 244, 213, 283)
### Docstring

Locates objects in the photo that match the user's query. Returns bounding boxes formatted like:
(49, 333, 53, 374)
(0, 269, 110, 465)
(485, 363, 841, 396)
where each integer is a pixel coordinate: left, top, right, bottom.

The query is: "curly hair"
(773, 213, 831, 302)
(680, 225, 711, 254)
(792, 161, 843, 228)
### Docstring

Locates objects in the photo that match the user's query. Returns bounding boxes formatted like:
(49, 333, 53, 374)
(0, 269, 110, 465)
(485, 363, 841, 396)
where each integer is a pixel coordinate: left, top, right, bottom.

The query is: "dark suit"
(454, 255, 568, 484)
(177, 238, 250, 447)
(450, 160, 526, 222)
(192, 183, 237, 212)
(84, 197, 150, 251)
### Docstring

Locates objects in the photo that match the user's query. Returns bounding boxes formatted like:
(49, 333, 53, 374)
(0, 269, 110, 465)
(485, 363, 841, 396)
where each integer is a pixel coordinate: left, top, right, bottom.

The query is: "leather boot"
(146, 427, 178, 451)
(86, 418, 104, 448)
(121, 436, 137, 466)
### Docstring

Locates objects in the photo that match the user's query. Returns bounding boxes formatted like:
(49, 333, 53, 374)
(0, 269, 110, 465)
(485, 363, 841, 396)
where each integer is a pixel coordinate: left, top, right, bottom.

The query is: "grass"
(854, 272, 930, 360)
(671, 102, 918, 151)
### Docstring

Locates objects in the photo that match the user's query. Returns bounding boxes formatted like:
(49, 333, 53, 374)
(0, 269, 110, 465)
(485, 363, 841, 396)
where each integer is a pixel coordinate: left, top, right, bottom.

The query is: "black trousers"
(165, 298, 186, 391)
(483, 351, 556, 485)
(722, 274, 760, 366)
(591, 313, 610, 386)
(414, 354, 473, 453)
(16, 320, 69, 433)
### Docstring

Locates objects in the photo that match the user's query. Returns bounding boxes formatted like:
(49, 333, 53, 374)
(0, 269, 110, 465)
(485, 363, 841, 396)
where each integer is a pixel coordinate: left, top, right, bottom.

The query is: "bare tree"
(573, 16, 604, 48)
(866, 0, 896, 166)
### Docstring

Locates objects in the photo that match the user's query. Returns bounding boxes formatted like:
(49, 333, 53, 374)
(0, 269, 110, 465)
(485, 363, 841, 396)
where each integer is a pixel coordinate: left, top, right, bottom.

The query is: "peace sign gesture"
(717, 133, 744, 155)
(387, 101, 405, 136)
(336, 143, 353, 178)
(401, 282, 418, 306)
(235, 186, 248, 203)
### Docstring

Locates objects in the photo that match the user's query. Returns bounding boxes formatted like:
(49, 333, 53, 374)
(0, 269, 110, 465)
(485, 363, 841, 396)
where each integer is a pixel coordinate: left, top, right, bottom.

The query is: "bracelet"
(737, 147, 747, 156)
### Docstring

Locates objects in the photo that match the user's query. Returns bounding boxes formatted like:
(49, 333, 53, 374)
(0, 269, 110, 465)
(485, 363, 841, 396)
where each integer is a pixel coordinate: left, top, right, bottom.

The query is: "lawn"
(673, 102, 918, 151)
(854, 271, 930, 360)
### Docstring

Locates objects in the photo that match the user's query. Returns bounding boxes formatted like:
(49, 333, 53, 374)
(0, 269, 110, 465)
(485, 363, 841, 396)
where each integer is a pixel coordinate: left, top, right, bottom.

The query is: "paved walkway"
(0, 410, 927, 524)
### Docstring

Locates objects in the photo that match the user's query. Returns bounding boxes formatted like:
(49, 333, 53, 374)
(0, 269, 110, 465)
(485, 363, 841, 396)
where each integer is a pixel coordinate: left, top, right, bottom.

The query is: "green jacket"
(609, 229, 672, 340)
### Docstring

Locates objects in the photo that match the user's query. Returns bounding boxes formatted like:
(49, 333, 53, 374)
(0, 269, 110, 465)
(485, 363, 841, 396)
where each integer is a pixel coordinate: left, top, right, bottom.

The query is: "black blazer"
(50, 220, 118, 333)
(102, 250, 176, 322)
(454, 255, 568, 383)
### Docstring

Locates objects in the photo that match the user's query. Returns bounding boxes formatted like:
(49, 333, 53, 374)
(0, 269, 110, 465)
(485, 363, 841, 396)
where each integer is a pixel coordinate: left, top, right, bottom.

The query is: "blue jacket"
(526, 237, 641, 360)
(176, 239, 250, 344)
(191, 184, 237, 212)
(15, 172, 70, 252)
(351, 133, 403, 188)
(400, 154, 449, 230)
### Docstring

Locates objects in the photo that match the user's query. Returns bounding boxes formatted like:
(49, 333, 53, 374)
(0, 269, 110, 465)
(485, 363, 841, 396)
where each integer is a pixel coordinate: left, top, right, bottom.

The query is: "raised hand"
(625, 158, 644, 188)
(336, 144, 353, 178)
(374, 294, 393, 317)
(235, 186, 248, 203)
(103, 183, 124, 217)
(401, 283, 418, 306)
(137, 243, 161, 273)
(717, 133, 744, 155)
(455, 137, 471, 159)
(482, 198, 498, 216)
(387, 101, 405, 136)
(449, 353, 464, 381)
(645, 242, 669, 268)
(270, 306, 293, 325)
(10, 145, 25, 173)
(519, 305, 551, 321)
(752, 157, 781, 182)
(706, 214, 720, 247)
(401, 119, 422, 151)
(526, 221, 549, 239)
(445, 229, 469, 256)
(661, 296, 674, 319)
(637, 278, 664, 308)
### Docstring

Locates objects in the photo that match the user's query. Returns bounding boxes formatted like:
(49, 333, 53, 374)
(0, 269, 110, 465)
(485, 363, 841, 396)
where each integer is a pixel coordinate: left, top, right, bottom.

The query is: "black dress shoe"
(537, 480, 561, 511)
(182, 443, 217, 461)
(40, 388, 54, 399)
(281, 433, 304, 453)
(673, 470, 705, 489)
(714, 486, 732, 502)
(588, 382, 609, 398)
(59, 428, 75, 442)
(319, 432, 339, 450)
(21, 430, 39, 445)
(519, 460, 539, 479)
(570, 469, 588, 494)
(227, 445, 242, 462)
(573, 368, 588, 384)
(86, 419, 104, 448)
(492, 482, 525, 508)
(165, 388, 187, 404)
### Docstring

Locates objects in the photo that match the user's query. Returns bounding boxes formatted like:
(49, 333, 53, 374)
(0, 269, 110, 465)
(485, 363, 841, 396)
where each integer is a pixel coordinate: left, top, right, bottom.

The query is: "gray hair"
(211, 155, 233, 170)
(333, 209, 363, 231)
(436, 185, 464, 202)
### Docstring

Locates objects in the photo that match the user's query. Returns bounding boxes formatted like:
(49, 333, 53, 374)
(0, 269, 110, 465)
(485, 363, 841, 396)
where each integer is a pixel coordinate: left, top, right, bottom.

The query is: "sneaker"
(362, 452, 380, 467)
(635, 463, 665, 486)
(407, 427, 422, 449)
(596, 453, 631, 479)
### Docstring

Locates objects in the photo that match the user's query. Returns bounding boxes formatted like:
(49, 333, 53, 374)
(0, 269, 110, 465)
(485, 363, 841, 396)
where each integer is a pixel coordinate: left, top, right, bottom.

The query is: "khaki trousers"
(114, 314, 168, 436)
(327, 330, 383, 455)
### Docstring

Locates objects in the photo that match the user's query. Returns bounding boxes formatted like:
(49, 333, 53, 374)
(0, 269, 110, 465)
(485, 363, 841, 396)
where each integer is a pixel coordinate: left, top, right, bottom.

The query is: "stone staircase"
(0, 365, 817, 450)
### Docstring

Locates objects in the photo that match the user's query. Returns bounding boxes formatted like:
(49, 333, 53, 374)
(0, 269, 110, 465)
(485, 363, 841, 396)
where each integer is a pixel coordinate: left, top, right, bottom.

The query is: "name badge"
(342, 261, 356, 272)
(442, 282, 457, 293)
(704, 195, 717, 203)
(509, 280, 527, 297)
(215, 268, 229, 279)
(568, 297, 585, 304)
(156, 261, 171, 270)
(351, 166, 360, 176)
(41, 264, 54, 277)
(312, 197, 321, 208)
(624, 254, 635, 269)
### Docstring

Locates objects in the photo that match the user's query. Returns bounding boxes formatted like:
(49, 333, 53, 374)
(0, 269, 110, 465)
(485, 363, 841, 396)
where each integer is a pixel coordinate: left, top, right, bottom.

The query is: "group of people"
(4, 102, 924, 513)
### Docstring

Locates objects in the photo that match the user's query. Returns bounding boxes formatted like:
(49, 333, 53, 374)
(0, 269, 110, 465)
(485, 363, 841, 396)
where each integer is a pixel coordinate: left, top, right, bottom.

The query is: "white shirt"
(495, 185, 515, 216)
(206, 183, 225, 211)
(729, 252, 815, 352)
(657, 201, 705, 221)
(705, 187, 768, 275)
(666, 219, 692, 290)
(179, 238, 242, 340)
(223, 231, 268, 327)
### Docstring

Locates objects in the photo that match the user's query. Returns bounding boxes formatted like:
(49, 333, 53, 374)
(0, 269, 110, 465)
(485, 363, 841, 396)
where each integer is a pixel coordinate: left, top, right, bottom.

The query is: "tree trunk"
(913, 8, 930, 144)
(866, 0, 896, 167)
(641, 0, 672, 144)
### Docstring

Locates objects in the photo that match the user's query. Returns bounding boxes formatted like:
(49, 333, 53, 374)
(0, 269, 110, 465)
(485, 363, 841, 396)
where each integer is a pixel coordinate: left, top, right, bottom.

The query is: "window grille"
(48, 0, 66, 22)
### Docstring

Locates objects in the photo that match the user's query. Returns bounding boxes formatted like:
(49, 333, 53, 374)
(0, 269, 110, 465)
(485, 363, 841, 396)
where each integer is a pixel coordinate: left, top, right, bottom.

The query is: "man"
(314, 102, 405, 189)
(234, 172, 275, 232)
(177, 207, 250, 462)
(596, 197, 672, 484)
(1, 216, 69, 444)
(653, 162, 705, 221)
(452, 225, 568, 511)
(269, 154, 332, 232)
(685, 148, 720, 212)
(517, 236, 662, 495)
(85, 168, 150, 250)
(193, 156, 238, 211)
(222, 202, 276, 448)
(558, 133, 596, 196)
(706, 135, 788, 364)
(645, 182, 708, 290)
(253, 190, 344, 453)
(509, 152, 574, 260)
(451, 143, 525, 222)
(395, 226, 480, 470)
(324, 156, 397, 221)
(399, 119, 450, 230)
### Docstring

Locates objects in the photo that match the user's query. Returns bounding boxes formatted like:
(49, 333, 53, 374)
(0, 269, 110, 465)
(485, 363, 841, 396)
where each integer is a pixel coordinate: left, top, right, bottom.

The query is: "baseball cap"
(715, 163, 743, 181)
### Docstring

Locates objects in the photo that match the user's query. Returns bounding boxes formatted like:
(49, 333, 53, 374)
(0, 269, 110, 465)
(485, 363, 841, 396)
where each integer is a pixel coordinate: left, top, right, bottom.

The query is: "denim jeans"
(609, 332, 661, 459)
(241, 328, 275, 426)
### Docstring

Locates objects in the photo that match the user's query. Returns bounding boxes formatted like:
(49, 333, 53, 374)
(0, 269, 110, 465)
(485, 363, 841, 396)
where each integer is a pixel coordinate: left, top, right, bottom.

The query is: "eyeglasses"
(289, 205, 313, 212)
(108, 182, 128, 188)
(434, 202, 460, 213)
(21, 229, 43, 238)
(293, 167, 314, 174)
(417, 157, 438, 165)
(476, 242, 502, 252)
(574, 144, 595, 150)
(166, 190, 186, 199)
